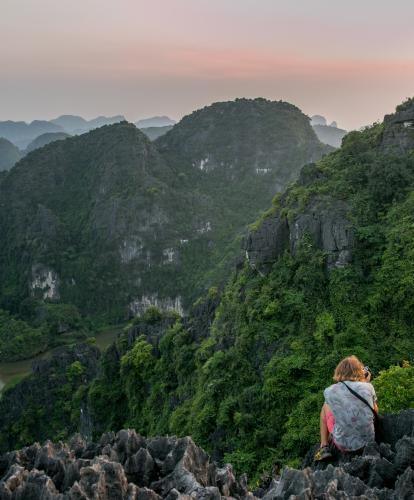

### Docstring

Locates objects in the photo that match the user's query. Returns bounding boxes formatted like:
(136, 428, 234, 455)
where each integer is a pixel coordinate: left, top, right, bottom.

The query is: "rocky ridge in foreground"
(1, 410, 414, 499)
(0, 431, 253, 500)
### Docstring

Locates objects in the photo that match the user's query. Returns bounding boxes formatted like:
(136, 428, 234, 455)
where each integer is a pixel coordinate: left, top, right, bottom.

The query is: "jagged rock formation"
(268, 410, 414, 499)
(246, 98, 414, 274)
(25, 132, 71, 154)
(2, 411, 414, 499)
(0, 431, 253, 499)
(246, 196, 353, 272)
(0, 139, 21, 172)
(245, 163, 353, 272)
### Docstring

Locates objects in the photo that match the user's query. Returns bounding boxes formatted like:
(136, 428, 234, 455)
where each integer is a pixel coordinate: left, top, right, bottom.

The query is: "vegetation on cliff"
(1, 98, 414, 484)
(87, 101, 414, 479)
(0, 99, 328, 345)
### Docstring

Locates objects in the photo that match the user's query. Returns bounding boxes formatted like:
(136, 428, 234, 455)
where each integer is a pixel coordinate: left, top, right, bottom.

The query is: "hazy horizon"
(2, 0, 413, 130)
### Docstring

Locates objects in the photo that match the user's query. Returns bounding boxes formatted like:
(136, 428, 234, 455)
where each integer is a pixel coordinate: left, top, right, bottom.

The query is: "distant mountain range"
(135, 116, 176, 128)
(50, 115, 125, 135)
(0, 109, 345, 172)
(310, 114, 347, 147)
(0, 120, 64, 150)
(140, 125, 174, 141)
(0, 115, 125, 150)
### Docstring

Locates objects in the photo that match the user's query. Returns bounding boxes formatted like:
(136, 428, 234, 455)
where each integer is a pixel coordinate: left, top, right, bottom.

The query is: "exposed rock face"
(31, 264, 60, 300)
(246, 197, 353, 272)
(382, 98, 414, 154)
(0, 99, 332, 322)
(129, 296, 184, 318)
(0, 431, 253, 499)
(1, 411, 414, 498)
(270, 410, 414, 499)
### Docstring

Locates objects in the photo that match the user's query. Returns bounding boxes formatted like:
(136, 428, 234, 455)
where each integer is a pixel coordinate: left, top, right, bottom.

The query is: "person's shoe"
(314, 445, 333, 462)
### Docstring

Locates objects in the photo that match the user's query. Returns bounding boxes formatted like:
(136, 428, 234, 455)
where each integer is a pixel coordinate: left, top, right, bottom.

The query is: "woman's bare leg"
(320, 403, 331, 447)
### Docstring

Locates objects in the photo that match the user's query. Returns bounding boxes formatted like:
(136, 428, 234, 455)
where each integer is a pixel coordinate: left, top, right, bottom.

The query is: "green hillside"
(0, 99, 328, 343)
(0, 138, 21, 171)
(25, 132, 71, 154)
(1, 98, 413, 480)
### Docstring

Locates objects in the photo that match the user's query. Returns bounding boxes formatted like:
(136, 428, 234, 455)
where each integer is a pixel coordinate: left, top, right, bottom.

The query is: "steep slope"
(0, 138, 21, 171)
(0, 123, 191, 321)
(83, 98, 414, 479)
(1, 98, 414, 484)
(0, 99, 330, 325)
(0, 120, 64, 149)
(25, 132, 71, 154)
(155, 98, 332, 292)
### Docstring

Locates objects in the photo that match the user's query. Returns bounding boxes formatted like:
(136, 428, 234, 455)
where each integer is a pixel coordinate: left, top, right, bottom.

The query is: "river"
(0, 328, 121, 394)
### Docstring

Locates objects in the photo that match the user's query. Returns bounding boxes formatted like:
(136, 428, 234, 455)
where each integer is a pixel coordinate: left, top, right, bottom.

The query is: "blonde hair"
(333, 355, 365, 382)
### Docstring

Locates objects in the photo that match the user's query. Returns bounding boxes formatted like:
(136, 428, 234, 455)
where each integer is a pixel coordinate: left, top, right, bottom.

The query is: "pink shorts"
(323, 409, 348, 452)
(324, 408, 336, 434)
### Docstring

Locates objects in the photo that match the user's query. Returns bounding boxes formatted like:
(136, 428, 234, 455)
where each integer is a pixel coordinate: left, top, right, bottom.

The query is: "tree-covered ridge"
(1, 98, 414, 481)
(0, 98, 329, 339)
(0, 138, 21, 172)
(24, 131, 71, 154)
(87, 99, 414, 479)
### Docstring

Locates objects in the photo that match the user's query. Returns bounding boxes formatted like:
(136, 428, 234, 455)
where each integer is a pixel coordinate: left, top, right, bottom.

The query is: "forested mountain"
(0, 99, 329, 344)
(136, 116, 176, 128)
(0, 120, 64, 149)
(51, 114, 125, 134)
(0, 138, 21, 171)
(25, 132, 71, 154)
(2, 97, 413, 481)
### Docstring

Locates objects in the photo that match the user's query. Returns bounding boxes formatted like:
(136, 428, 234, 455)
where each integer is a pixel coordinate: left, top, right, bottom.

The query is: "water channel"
(0, 328, 120, 393)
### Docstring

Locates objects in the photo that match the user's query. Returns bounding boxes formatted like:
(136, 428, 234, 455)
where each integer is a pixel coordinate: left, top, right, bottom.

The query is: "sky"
(1, 0, 413, 130)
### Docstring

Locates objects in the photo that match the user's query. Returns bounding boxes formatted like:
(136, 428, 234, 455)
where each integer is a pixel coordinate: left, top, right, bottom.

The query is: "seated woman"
(315, 355, 378, 461)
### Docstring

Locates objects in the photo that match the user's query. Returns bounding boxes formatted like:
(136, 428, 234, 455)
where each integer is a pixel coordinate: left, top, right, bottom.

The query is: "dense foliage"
(0, 343, 100, 452)
(373, 362, 414, 413)
(0, 99, 328, 340)
(1, 99, 414, 484)
(0, 302, 87, 361)
(88, 114, 414, 480)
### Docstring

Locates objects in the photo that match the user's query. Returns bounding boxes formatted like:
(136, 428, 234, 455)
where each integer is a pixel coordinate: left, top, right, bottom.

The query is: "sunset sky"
(1, 0, 413, 130)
